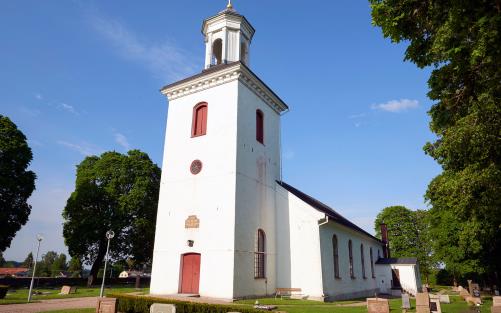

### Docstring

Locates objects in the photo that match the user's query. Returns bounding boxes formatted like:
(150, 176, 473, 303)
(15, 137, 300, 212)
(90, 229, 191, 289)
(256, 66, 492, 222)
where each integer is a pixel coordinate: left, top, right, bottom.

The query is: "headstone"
(459, 288, 470, 300)
(468, 280, 473, 295)
(60, 286, 71, 295)
(472, 283, 481, 297)
(96, 298, 117, 313)
(416, 292, 430, 313)
(496, 290, 500, 296)
(430, 298, 442, 313)
(422, 285, 429, 293)
(429, 294, 440, 300)
(367, 298, 390, 313)
(402, 293, 411, 309)
(150, 303, 176, 313)
(439, 294, 450, 304)
(466, 296, 482, 305)
(493, 297, 501, 313)
(457, 286, 464, 292)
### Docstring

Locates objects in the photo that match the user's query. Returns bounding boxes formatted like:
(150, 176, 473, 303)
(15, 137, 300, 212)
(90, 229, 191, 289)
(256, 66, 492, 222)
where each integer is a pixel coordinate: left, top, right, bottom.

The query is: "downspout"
(318, 215, 329, 226)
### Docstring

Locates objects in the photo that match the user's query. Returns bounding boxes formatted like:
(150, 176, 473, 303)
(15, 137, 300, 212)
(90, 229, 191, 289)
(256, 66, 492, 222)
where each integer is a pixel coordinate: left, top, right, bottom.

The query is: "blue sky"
(0, 0, 440, 261)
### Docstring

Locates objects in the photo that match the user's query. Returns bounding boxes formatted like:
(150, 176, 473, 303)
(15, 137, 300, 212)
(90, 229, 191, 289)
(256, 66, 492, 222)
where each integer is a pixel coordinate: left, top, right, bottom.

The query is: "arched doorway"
(180, 253, 201, 294)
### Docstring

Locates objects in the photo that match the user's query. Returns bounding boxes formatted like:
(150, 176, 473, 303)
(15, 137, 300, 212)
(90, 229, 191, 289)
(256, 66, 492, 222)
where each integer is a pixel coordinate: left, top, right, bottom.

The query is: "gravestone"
(495, 290, 500, 296)
(492, 296, 501, 304)
(416, 292, 430, 313)
(367, 298, 390, 313)
(468, 280, 473, 295)
(60, 286, 71, 295)
(402, 293, 411, 309)
(150, 303, 176, 313)
(60, 285, 77, 295)
(465, 296, 482, 305)
(430, 298, 442, 313)
(96, 298, 117, 313)
(492, 296, 501, 313)
(439, 294, 450, 304)
(457, 286, 464, 292)
(472, 284, 481, 297)
(459, 288, 470, 300)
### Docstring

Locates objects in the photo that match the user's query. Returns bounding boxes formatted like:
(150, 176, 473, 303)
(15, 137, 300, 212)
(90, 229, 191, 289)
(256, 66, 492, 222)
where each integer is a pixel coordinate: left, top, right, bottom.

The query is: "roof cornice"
(160, 62, 288, 113)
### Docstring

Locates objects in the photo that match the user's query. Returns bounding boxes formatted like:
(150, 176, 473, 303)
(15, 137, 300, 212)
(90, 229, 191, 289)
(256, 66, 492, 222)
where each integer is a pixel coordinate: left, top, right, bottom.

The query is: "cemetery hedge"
(109, 293, 266, 313)
(0, 285, 8, 299)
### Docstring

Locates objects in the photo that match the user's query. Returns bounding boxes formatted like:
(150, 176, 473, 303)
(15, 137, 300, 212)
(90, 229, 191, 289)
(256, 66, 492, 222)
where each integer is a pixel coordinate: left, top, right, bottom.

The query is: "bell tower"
(150, 2, 288, 300)
(202, 1, 255, 68)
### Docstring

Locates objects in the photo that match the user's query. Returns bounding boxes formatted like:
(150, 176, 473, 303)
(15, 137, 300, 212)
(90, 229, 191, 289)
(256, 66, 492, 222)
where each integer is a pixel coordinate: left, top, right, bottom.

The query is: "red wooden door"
(181, 253, 201, 294)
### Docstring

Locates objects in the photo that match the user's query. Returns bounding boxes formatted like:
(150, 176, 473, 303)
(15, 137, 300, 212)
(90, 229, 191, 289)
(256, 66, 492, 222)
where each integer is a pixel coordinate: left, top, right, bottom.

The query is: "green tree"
(370, 0, 501, 281)
(375, 206, 435, 282)
(0, 115, 36, 252)
(22, 252, 33, 268)
(51, 253, 67, 277)
(62, 150, 161, 286)
(36, 251, 58, 277)
(0, 252, 5, 266)
(68, 256, 83, 278)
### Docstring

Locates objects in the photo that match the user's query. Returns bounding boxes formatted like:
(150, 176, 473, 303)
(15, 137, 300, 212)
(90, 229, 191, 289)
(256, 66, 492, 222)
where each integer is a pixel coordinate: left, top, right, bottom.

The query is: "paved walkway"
(0, 297, 97, 313)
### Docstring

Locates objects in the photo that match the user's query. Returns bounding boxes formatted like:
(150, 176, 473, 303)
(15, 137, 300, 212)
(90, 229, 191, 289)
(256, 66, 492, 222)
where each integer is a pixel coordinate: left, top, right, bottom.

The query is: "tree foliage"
(68, 256, 83, 278)
(62, 150, 161, 286)
(375, 206, 435, 282)
(0, 115, 36, 252)
(22, 252, 33, 268)
(370, 0, 501, 280)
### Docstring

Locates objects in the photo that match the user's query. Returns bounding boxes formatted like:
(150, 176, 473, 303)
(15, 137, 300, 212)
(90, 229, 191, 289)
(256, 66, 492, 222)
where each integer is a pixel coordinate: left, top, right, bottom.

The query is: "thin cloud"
(114, 132, 131, 151)
(349, 113, 366, 119)
(59, 103, 78, 115)
(57, 140, 102, 156)
(89, 14, 197, 81)
(35, 93, 43, 100)
(371, 99, 419, 113)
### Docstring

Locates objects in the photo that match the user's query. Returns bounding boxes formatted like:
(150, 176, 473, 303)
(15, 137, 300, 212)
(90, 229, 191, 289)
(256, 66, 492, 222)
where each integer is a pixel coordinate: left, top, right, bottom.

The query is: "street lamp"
(100, 230, 115, 298)
(27, 234, 43, 302)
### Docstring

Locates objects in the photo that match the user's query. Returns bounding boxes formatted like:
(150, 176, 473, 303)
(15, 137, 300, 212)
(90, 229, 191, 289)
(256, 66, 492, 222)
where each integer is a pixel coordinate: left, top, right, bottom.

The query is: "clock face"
(190, 160, 203, 175)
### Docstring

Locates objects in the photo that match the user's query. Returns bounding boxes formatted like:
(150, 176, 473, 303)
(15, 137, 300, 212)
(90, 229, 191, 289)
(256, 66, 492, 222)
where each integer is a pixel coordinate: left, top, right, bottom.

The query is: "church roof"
(375, 257, 418, 265)
(277, 181, 381, 243)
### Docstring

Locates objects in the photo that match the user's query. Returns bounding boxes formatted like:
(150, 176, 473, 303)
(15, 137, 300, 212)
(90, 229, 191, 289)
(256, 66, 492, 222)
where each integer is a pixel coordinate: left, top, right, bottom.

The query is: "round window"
(190, 160, 203, 175)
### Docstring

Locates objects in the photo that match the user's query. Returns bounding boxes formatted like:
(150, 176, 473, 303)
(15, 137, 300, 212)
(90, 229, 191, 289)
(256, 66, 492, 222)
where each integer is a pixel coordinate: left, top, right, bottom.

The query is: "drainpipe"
(318, 215, 329, 226)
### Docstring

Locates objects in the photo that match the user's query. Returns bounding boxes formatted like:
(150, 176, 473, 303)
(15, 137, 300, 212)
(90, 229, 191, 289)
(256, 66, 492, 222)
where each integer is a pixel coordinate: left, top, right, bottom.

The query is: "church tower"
(150, 2, 288, 300)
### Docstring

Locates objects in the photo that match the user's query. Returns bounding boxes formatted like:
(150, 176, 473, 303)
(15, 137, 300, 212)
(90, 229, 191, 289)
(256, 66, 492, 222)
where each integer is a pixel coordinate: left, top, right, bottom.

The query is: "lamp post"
(99, 230, 115, 298)
(27, 234, 43, 302)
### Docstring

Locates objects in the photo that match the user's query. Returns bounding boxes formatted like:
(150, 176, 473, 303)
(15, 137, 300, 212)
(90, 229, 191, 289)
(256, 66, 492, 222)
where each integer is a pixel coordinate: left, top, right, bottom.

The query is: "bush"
(109, 293, 265, 313)
(0, 285, 8, 299)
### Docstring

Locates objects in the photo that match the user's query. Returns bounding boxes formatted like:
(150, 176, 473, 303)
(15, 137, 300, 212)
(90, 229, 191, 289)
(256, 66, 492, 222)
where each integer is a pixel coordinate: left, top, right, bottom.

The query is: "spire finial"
(227, 0, 233, 9)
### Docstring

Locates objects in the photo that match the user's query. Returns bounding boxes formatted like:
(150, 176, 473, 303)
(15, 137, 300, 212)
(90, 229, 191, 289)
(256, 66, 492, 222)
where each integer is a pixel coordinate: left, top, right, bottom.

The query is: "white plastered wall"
(232, 81, 281, 298)
(319, 223, 384, 300)
(275, 184, 325, 301)
(150, 80, 240, 299)
(391, 264, 421, 296)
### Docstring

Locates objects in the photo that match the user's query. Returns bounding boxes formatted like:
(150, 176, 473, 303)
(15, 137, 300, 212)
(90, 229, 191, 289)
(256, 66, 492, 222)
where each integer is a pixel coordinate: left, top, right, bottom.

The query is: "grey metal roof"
(375, 258, 418, 265)
(277, 181, 382, 243)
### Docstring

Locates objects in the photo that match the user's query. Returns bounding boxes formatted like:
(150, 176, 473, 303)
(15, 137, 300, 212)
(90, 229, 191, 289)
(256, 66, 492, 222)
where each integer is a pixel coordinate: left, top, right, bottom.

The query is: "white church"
(150, 3, 422, 301)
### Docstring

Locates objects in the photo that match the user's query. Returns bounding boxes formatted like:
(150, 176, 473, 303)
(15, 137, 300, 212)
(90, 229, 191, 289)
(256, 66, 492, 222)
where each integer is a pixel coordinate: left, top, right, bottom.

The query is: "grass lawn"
(0, 286, 148, 305)
(234, 295, 492, 313)
(39, 309, 95, 313)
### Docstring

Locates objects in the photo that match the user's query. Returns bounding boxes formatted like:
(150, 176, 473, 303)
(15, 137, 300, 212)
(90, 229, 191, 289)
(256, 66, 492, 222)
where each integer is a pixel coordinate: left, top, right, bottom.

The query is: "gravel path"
(0, 297, 97, 313)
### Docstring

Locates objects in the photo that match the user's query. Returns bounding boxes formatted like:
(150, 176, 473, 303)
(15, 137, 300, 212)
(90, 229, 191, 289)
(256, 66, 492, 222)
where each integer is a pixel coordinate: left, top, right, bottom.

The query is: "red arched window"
(192, 102, 208, 137)
(256, 109, 264, 144)
(254, 229, 266, 278)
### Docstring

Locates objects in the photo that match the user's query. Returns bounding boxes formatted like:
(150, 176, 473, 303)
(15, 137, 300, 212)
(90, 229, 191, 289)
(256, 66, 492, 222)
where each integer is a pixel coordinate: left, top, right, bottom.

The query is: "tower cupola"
(202, 1, 255, 68)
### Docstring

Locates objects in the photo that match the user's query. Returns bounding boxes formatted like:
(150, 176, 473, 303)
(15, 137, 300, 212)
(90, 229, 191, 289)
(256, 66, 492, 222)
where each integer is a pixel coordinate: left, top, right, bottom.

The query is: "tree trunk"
(87, 242, 107, 287)
(135, 275, 141, 289)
